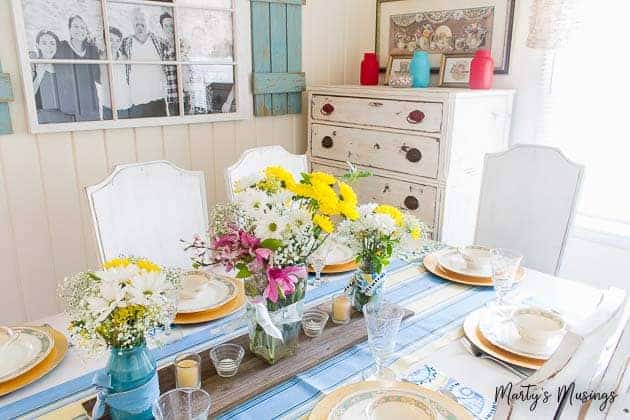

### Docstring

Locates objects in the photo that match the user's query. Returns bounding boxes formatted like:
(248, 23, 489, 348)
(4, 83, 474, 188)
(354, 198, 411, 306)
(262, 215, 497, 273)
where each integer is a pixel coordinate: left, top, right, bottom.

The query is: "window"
(541, 0, 630, 238)
(11, 0, 251, 133)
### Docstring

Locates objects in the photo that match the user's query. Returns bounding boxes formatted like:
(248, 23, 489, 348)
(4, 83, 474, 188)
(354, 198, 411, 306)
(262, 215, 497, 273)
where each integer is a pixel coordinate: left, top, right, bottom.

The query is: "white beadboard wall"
(0, 0, 377, 323)
(1, 0, 540, 322)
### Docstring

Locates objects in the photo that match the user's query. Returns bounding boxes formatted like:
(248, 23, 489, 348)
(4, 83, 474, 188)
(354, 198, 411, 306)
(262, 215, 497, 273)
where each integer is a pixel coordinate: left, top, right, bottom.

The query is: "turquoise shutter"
(251, 0, 305, 116)
(0, 60, 13, 135)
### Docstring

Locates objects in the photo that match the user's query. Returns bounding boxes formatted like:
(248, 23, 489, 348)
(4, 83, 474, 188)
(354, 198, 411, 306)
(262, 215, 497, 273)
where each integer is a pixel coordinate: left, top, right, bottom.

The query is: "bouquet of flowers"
(58, 257, 181, 354)
(184, 166, 360, 363)
(335, 203, 426, 309)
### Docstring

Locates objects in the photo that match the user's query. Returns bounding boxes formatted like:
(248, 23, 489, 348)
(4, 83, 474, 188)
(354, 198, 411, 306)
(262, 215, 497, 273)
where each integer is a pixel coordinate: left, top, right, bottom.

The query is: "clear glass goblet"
(490, 248, 523, 313)
(362, 299, 404, 380)
(309, 252, 327, 288)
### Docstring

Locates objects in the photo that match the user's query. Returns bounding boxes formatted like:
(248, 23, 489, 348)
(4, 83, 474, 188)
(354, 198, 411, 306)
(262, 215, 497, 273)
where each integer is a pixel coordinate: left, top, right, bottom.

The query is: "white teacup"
(179, 273, 208, 300)
(512, 307, 566, 344)
(457, 246, 492, 270)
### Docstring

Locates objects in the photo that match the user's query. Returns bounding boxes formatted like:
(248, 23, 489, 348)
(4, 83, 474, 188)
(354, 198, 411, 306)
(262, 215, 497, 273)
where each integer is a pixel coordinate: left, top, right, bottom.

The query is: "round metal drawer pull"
(406, 110, 425, 124)
(405, 148, 422, 163)
(321, 103, 335, 115)
(321, 136, 334, 148)
(404, 196, 419, 210)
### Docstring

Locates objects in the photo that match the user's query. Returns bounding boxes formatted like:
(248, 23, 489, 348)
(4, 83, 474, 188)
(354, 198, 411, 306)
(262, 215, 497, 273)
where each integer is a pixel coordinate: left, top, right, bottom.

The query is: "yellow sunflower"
(338, 181, 358, 205)
(310, 171, 336, 186)
(313, 213, 334, 233)
(339, 201, 360, 220)
(410, 227, 421, 240)
(136, 259, 161, 272)
(103, 257, 131, 270)
(264, 166, 296, 188)
(375, 204, 404, 227)
(311, 182, 340, 216)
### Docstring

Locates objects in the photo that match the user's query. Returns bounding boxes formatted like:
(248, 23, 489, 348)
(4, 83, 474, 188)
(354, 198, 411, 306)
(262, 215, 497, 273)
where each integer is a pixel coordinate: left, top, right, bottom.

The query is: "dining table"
(0, 248, 608, 420)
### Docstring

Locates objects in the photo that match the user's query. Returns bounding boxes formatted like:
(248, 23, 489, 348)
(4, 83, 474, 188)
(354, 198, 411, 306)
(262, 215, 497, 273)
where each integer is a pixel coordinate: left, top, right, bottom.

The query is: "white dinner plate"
(178, 272, 237, 314)
(329, 389, 437, 420)
(478, 308, 563, 359)
(0, 326, 54, 383)
(438, 249, 492, 278)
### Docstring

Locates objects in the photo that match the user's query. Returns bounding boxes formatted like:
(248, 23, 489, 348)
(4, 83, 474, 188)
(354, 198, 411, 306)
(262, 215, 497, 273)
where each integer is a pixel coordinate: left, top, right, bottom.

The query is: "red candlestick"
(469, 49, 494, 89)
(360, 53, 379, 85)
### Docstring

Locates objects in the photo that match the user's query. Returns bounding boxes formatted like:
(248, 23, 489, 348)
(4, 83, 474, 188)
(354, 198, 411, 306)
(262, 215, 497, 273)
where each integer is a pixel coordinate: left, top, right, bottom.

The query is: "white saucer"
(178, 272, 237, 313)
(0, 326, 53, 382)
(478, 307, 564, 359)
(438, 249, 492, 278)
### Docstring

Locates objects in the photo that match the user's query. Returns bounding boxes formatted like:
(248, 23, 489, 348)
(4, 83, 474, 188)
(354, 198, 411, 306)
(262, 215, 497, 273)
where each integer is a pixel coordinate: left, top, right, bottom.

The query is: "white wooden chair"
(225, 145, 308, 201)
(583, 305, 630, 419)
(494, 288, 629, 419)
(475, 145, 584, 275)
(87, 160, 208, 269)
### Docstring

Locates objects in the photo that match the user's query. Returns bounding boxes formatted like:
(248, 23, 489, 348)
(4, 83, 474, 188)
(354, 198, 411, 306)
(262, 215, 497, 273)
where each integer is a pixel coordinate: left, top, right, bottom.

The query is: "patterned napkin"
(399, 240, 448, 263)
(405, 362, 496, 420)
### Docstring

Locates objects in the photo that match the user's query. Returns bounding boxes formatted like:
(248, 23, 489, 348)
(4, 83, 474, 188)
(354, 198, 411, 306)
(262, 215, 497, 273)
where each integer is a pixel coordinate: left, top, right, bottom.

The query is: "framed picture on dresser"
(376, 0, 515, 74)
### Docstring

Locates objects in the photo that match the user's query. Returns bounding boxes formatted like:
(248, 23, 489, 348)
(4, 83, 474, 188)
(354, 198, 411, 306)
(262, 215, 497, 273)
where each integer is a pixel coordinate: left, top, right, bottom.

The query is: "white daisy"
(127, 272, 170, 306)
(255, 214, 288, 240)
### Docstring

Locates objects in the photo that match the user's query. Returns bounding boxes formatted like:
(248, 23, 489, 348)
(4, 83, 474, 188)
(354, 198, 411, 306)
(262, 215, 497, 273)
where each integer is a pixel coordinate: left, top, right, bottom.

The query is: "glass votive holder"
(331, 292, 352, 324)
(302, 309, 329, 337)
(174, 352, 201, 389)
(209, 344, 244, 378)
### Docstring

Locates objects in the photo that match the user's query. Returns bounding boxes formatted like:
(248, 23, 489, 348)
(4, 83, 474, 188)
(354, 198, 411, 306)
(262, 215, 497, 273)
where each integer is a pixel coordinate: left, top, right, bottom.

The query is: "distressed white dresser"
(307, 85, 514, 244)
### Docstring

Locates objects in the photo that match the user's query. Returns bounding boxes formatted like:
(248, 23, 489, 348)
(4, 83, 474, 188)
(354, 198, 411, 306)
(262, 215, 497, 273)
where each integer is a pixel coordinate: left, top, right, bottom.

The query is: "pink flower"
(263, 265, 307, 303)
(250, 248, 271, 271)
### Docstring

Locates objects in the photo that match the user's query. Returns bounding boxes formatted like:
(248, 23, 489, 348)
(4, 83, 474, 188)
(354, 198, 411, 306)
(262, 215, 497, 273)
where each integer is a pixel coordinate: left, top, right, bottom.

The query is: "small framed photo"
(438, 54, 474, 87)
(385, 54, 412, 85)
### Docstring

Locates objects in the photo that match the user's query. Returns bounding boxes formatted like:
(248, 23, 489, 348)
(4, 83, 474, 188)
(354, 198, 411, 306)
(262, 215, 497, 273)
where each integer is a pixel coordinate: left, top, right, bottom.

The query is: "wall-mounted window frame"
(10, 0, 252, 134)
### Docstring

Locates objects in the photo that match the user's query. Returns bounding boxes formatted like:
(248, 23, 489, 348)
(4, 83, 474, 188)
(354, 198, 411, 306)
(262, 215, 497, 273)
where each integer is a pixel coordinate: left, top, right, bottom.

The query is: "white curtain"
(531, 0, 630, 236)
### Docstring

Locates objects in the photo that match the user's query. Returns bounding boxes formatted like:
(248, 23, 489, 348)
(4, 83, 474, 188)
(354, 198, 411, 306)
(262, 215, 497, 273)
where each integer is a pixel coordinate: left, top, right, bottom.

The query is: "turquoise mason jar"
(107, 341, 157, 420)
(410, 51, 430, 88)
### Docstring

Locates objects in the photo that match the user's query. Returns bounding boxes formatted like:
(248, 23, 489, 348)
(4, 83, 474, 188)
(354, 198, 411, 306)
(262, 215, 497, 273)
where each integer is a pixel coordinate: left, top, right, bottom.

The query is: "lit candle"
(332, 293, 352, 324)
(175, 353, 201, 389)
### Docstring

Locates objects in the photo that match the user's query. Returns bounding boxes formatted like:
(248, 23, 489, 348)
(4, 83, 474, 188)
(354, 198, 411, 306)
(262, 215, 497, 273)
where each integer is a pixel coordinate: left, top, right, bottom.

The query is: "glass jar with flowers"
(335, 204, 426, 311)
(58, 258, 180, 420)
(184, 166, 359, 364)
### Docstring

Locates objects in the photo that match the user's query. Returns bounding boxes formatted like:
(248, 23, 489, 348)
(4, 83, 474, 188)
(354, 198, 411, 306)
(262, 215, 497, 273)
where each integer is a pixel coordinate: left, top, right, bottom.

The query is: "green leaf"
(260, 238, 282, 251)
(235, 263, 252, 278)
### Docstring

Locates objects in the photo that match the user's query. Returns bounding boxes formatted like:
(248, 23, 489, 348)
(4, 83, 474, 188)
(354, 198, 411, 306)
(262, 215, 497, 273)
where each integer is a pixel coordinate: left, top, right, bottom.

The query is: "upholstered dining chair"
(475, 145, 584, 275)
(87, 160, 208, 268)
(494, 288, 629, 419)
(225, 145, 308, 201)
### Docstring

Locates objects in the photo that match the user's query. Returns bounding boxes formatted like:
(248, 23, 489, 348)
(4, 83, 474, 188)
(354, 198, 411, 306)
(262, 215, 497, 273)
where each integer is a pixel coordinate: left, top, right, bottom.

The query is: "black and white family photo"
(23, 0, 236, 124)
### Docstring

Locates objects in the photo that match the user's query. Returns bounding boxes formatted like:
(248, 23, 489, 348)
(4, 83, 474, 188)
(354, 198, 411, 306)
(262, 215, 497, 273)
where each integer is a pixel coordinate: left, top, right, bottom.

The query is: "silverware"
(460, 337, 531, 379)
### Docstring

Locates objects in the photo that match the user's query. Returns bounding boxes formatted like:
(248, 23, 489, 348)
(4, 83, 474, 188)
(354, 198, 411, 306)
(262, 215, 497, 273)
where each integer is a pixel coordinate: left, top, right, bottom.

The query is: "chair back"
(225, 146, 308, 201)
(475, 145, 584, 275)
(87, 160, 208, 268)
(494, 288, 628, 419)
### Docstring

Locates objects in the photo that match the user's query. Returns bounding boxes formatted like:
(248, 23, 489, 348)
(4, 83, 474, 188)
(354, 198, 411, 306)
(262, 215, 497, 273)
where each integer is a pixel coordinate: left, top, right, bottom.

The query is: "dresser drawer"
(311, 163, 437, 228)
(311, 95, 443, 133)
(311, 124, 440, 179)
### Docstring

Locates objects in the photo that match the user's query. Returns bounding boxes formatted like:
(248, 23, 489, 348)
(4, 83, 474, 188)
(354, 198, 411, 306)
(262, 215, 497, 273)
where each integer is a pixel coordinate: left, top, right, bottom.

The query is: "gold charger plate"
(0, 326, 68, 397)
(463, 311, 545, 370)
(309, 380, 472, 420)
(309, 260, 358, 274)
(423, 251, 525, 287)
(174, 278, 245, 325)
